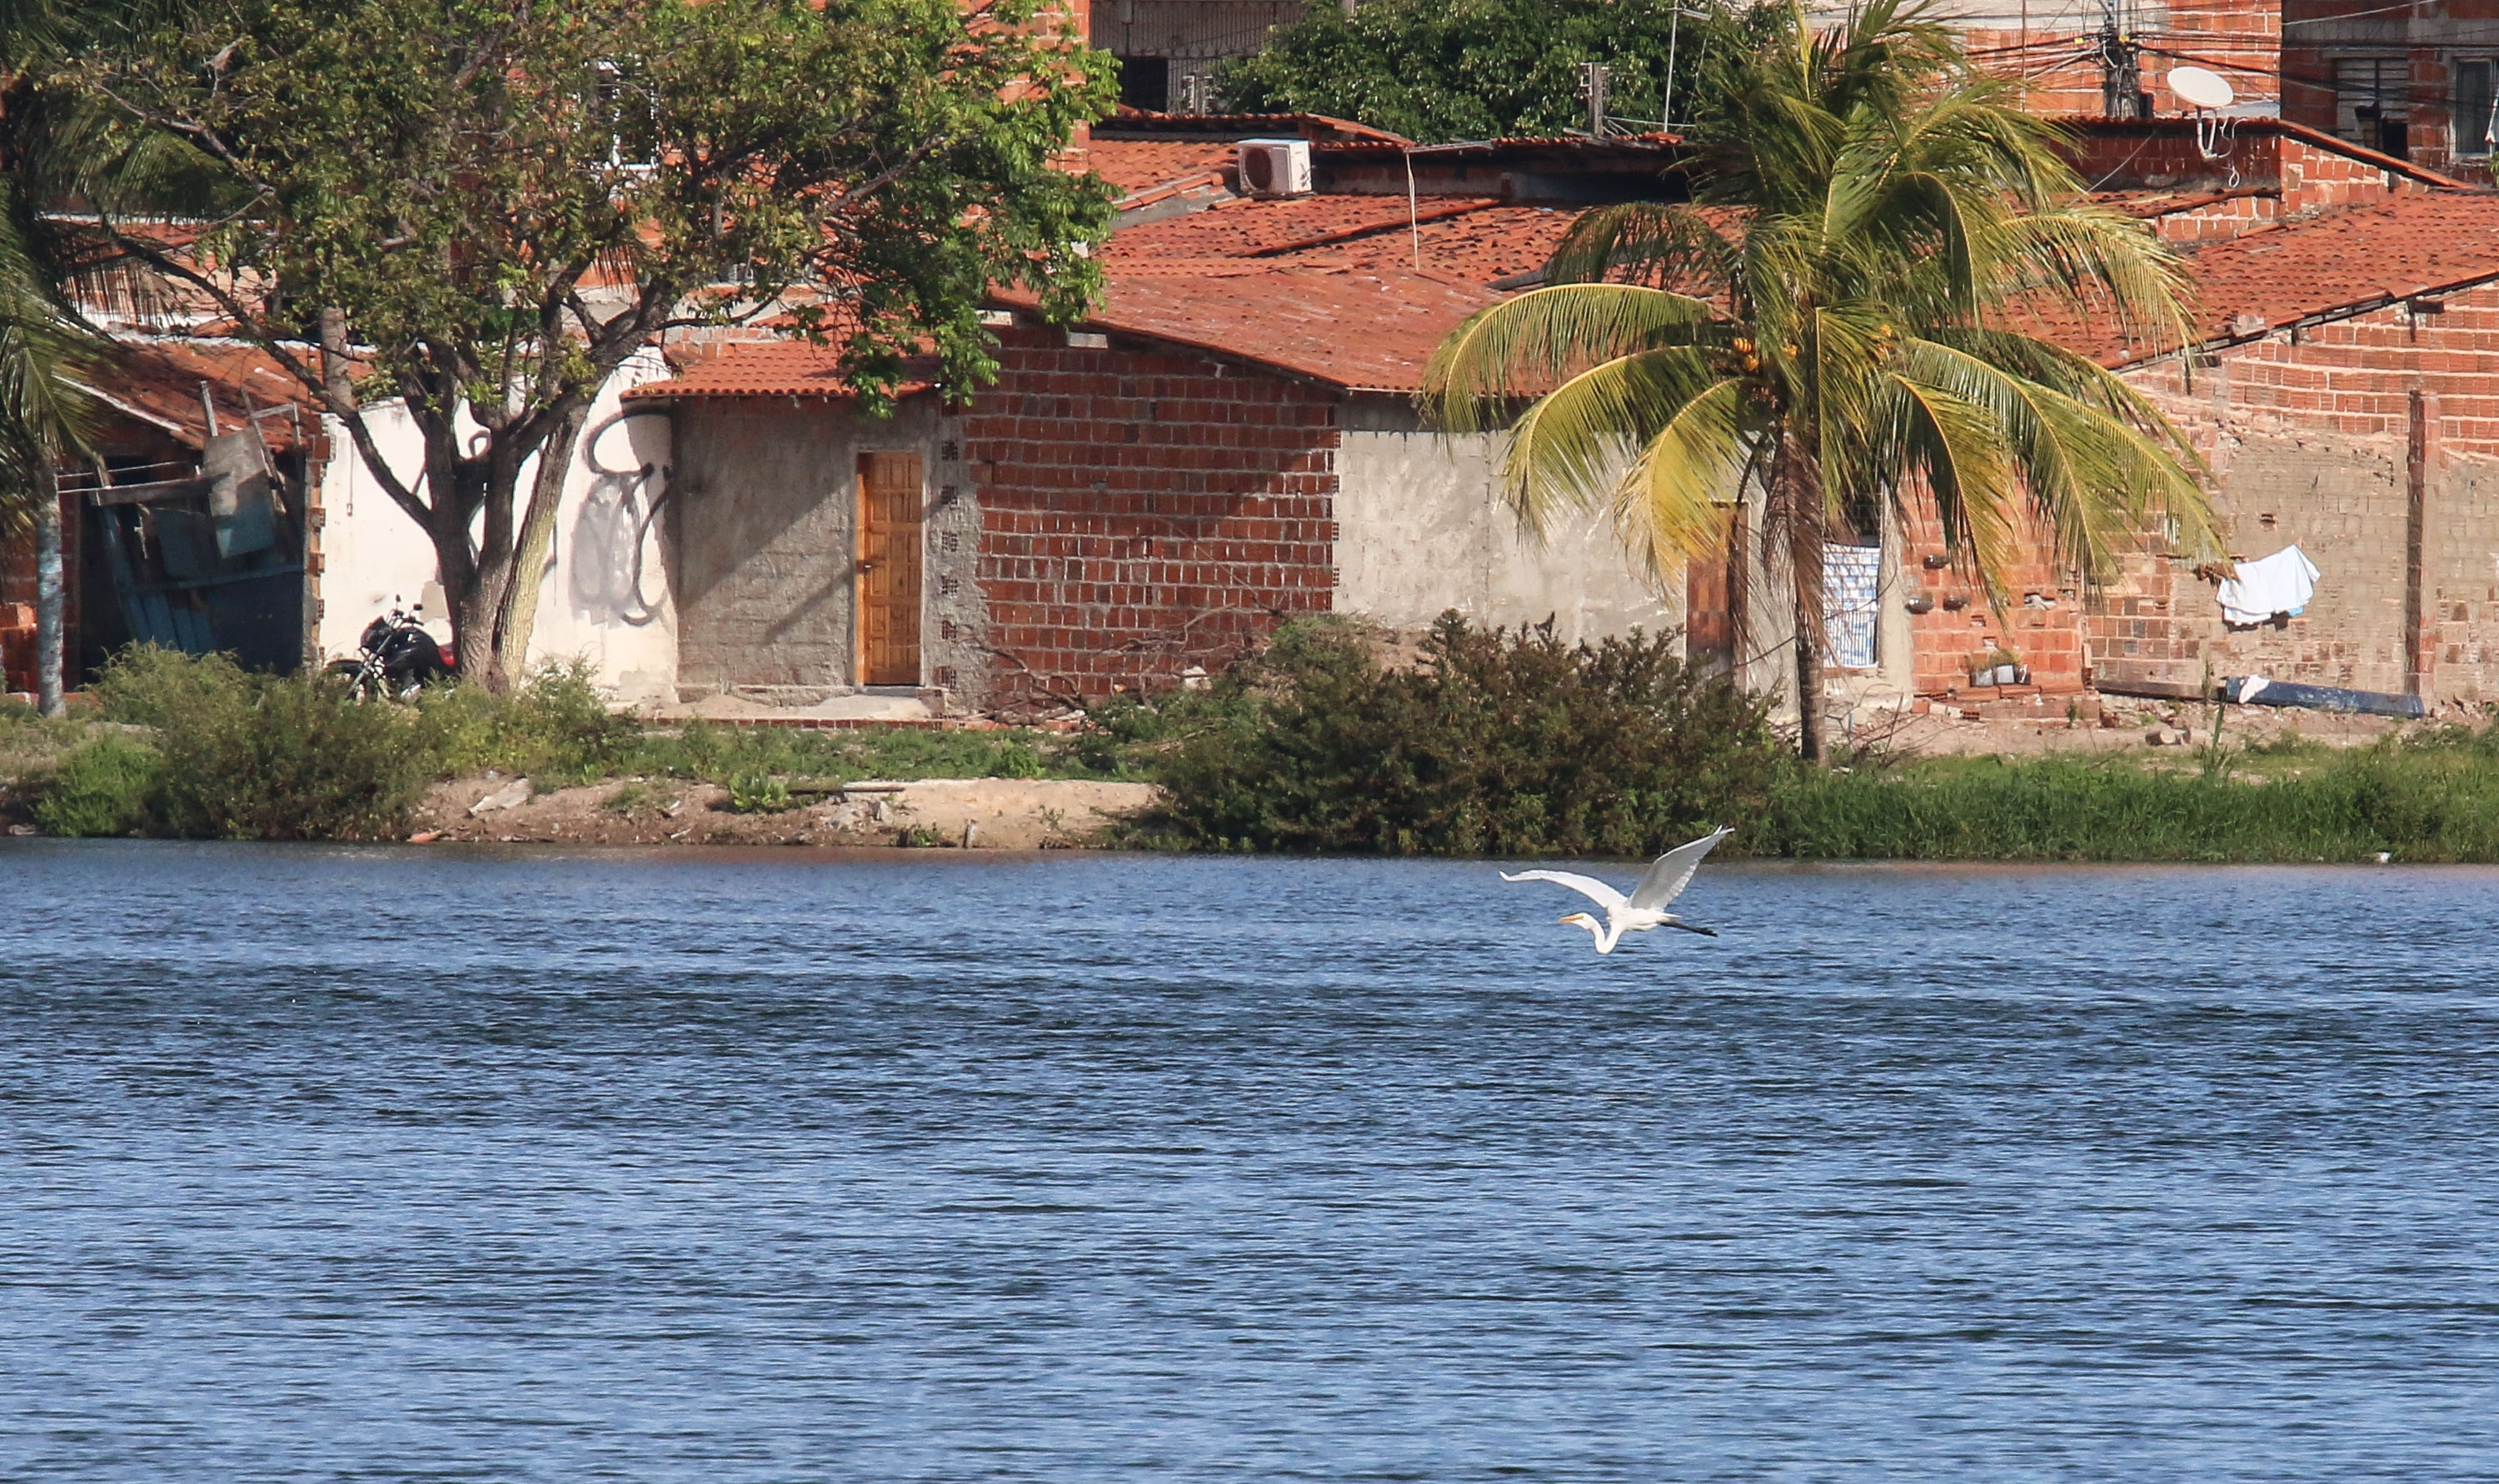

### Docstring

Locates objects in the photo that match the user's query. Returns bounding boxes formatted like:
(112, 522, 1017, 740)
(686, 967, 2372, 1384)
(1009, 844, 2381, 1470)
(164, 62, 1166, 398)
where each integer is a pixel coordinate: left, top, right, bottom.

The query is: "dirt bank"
(412, 775, 1161, 848)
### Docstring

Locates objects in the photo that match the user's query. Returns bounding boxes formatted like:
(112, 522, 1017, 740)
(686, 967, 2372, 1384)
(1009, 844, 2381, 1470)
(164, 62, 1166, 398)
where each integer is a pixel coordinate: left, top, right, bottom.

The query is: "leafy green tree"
(32, 0, 1114, 688)
(1425, 0, 2216, 761)
(1222, 0, 1763, 143)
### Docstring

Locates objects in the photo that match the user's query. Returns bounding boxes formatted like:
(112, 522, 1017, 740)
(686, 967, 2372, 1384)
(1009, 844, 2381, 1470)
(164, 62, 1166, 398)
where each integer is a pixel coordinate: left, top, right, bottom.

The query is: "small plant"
(896, 823, 945, 847)
(33, 734, 161, 836)
(603, 782, 650, 814)
(991, 738, 1045, 779)
(726, 769, 795, 813)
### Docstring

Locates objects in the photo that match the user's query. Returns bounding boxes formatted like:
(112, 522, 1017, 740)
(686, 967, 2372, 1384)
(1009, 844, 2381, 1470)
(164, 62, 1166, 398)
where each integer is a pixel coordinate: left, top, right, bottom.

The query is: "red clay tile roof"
(1258, 202, 1588, 285)
(1105, 193, 1504, 261)
(621, 341, 930, 401)
(2002, 192, 2499, 366)
(990, 266, 1498, 393)
(1090, 138, 1238, 201)
(2172, 190, 2499, 346)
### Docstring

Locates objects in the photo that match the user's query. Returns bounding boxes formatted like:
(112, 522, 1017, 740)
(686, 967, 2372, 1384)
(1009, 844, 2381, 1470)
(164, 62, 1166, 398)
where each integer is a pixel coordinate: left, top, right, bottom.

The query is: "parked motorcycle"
(327, 600, 456, 701)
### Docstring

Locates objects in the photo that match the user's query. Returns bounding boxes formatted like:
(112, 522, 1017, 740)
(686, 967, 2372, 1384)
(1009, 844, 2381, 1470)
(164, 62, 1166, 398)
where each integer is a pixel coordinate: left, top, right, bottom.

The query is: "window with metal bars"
(2455, 59, 2496, 157)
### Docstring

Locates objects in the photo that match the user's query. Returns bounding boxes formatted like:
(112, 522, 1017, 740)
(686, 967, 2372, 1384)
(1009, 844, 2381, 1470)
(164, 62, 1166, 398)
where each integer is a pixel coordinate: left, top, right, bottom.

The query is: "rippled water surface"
(6, 841, 2499, 1481)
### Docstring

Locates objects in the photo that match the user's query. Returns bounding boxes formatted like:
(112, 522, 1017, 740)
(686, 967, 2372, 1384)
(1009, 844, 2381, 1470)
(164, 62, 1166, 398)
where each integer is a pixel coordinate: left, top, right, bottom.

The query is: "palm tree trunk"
(1724, 500, 1748, 682)
(1783, 445, 1828, 764)
(34, 465, 63, 718)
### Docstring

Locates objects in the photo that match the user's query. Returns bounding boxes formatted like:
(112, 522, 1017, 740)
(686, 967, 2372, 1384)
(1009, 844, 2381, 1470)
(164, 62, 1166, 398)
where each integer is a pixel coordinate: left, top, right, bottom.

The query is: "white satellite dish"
(2167, 67, 2236, 112)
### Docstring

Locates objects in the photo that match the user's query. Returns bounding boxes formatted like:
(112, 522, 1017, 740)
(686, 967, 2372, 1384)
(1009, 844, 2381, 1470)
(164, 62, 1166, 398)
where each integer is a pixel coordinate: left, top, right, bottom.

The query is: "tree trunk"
(1783, 448, 1828, 765)
(487, 401, 589, 690)
(1724, 499, 1749, 684)
(34, 466, 63, 718)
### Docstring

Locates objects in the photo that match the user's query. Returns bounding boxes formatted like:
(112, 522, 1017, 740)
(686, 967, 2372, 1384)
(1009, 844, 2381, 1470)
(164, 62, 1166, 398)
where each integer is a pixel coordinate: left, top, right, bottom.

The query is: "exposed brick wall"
(1897, 503, 2092, 696)
(2093, 278, 2499, 705)
(0, 491, 78, 693)
(1960, 0, 2281, 117)
(965, 328, 1338, 706)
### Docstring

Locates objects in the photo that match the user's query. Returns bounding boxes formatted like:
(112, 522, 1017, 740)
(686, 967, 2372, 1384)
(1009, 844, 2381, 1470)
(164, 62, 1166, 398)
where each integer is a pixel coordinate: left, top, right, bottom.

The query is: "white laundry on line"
(2216, 544, 2320, 626)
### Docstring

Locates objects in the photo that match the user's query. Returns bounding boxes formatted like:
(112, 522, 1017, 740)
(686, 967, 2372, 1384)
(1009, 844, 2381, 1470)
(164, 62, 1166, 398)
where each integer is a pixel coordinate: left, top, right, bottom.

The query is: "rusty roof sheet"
(622, 341, 930, 401)
(82, 338, 322, 451)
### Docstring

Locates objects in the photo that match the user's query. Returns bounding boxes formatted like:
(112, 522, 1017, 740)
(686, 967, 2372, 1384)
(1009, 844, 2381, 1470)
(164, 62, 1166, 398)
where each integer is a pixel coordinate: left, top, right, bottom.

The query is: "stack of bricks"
(965, 328, 1339, 705)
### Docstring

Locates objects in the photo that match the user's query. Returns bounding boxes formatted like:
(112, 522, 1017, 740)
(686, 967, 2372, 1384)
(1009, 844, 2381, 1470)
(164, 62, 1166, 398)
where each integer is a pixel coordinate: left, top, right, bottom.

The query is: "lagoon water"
(4, 841, 2498, 1481)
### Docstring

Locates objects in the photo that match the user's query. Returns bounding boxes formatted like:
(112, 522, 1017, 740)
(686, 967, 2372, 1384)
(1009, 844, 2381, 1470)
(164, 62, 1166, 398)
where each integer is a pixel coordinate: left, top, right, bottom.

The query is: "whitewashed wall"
(313, 349, 676, 700)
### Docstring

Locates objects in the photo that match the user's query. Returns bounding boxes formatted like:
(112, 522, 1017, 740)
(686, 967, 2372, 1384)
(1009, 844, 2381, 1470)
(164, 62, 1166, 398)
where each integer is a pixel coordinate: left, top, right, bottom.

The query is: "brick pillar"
(2406, 387, 2437, 699)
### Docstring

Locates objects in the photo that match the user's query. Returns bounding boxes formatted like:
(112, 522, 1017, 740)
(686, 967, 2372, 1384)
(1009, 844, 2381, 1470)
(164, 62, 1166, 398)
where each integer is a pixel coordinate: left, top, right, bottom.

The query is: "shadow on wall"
(566, 408, 671, 628)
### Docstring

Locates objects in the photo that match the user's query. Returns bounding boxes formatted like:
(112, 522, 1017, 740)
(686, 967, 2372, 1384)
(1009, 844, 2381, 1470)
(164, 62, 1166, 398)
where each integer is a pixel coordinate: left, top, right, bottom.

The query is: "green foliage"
(1424, 0, 2212, 759)
(726, 769, 796, 814)
(1143, 613, 1780, 855)
(32, 732, 159, 836)
(1221, 0, 1769, 143)
(93, 646, 430, 839)
(416, 663, 639, 785)
(32, 0, 1115, 678)
(628, 720, 1097, 788)
(1767, 741, 2499, 862)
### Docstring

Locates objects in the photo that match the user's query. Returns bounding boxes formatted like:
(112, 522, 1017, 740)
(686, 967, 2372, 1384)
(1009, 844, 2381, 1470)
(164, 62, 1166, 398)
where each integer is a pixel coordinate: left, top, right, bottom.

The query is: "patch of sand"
(413, 774, 1160, 848)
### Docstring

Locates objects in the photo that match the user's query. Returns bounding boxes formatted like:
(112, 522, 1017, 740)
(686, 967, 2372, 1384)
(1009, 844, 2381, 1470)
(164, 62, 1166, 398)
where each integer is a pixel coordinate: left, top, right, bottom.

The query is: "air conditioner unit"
(1237, 138, 1313, 198)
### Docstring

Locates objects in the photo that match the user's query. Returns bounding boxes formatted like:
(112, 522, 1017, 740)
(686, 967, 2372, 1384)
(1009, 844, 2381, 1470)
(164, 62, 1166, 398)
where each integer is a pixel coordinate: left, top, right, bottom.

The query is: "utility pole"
(2097, 2, 2147, 118)
(1579, 61, 1611, 137)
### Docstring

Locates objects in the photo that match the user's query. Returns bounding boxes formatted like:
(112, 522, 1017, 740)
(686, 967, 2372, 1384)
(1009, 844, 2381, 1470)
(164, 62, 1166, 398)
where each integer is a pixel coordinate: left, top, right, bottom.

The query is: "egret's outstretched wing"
(1499, 869, 1628, 910)
(1626, 826, 1734, 911)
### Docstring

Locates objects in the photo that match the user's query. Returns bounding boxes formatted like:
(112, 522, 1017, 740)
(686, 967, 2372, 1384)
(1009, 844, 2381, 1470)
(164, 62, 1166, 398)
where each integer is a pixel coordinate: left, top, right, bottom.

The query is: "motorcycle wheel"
(327, 659, 382, 704)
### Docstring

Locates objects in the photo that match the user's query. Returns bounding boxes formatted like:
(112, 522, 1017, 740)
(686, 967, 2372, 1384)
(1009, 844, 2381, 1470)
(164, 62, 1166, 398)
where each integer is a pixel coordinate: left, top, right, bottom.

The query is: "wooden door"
(855, 451, 925, 686)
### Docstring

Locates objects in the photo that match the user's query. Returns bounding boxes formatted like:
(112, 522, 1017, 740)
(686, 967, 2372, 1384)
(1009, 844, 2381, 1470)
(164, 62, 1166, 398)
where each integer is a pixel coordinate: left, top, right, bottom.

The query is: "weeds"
(726, 769, 796, 813)
(87, 649, 429, 840)
(32, 732, 160, 837)
(1768, 740, 2499, 862)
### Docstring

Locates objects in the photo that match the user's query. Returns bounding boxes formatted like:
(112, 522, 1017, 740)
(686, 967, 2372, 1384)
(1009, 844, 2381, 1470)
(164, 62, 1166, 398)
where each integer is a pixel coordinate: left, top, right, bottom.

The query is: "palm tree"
(0, 192, 93, 719)
(1424, 0, 2217, 761)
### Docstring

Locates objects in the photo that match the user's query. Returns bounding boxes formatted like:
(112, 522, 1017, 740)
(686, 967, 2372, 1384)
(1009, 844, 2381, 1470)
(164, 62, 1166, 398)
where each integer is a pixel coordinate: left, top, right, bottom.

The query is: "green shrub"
(418, 660, 637, 784)
(32, 733, 161, 837)
(92, 646, 430, 840)
(1144, 613, 1781, 855)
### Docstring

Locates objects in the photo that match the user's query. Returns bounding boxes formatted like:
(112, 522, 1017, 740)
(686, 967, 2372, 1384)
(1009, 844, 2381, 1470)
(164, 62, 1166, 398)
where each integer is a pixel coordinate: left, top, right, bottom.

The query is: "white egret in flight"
(1500, 826, 1735, 954)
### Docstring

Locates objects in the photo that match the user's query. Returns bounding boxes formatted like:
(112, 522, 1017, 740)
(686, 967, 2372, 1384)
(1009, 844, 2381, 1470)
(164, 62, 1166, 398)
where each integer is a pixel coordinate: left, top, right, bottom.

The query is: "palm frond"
(1494, 346, 1726, 535)
(1422, 283, 1715, 431)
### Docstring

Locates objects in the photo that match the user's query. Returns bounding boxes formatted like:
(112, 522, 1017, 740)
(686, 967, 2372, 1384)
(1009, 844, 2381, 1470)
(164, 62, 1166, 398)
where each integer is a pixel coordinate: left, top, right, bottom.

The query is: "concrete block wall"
(964, 327, 1338, 707)
(1331, 396, 1680, 645)
(924, 409, 992, 710)
(668, 398, 943, 700)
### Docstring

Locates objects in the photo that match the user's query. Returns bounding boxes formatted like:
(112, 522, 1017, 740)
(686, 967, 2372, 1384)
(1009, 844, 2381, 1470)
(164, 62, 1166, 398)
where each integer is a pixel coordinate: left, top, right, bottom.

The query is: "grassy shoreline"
(9, 639, 2499, 862)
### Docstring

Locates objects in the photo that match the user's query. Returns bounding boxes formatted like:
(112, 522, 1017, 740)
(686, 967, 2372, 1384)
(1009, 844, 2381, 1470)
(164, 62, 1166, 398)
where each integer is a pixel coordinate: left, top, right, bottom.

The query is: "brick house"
(631, 264, 1675, 713)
